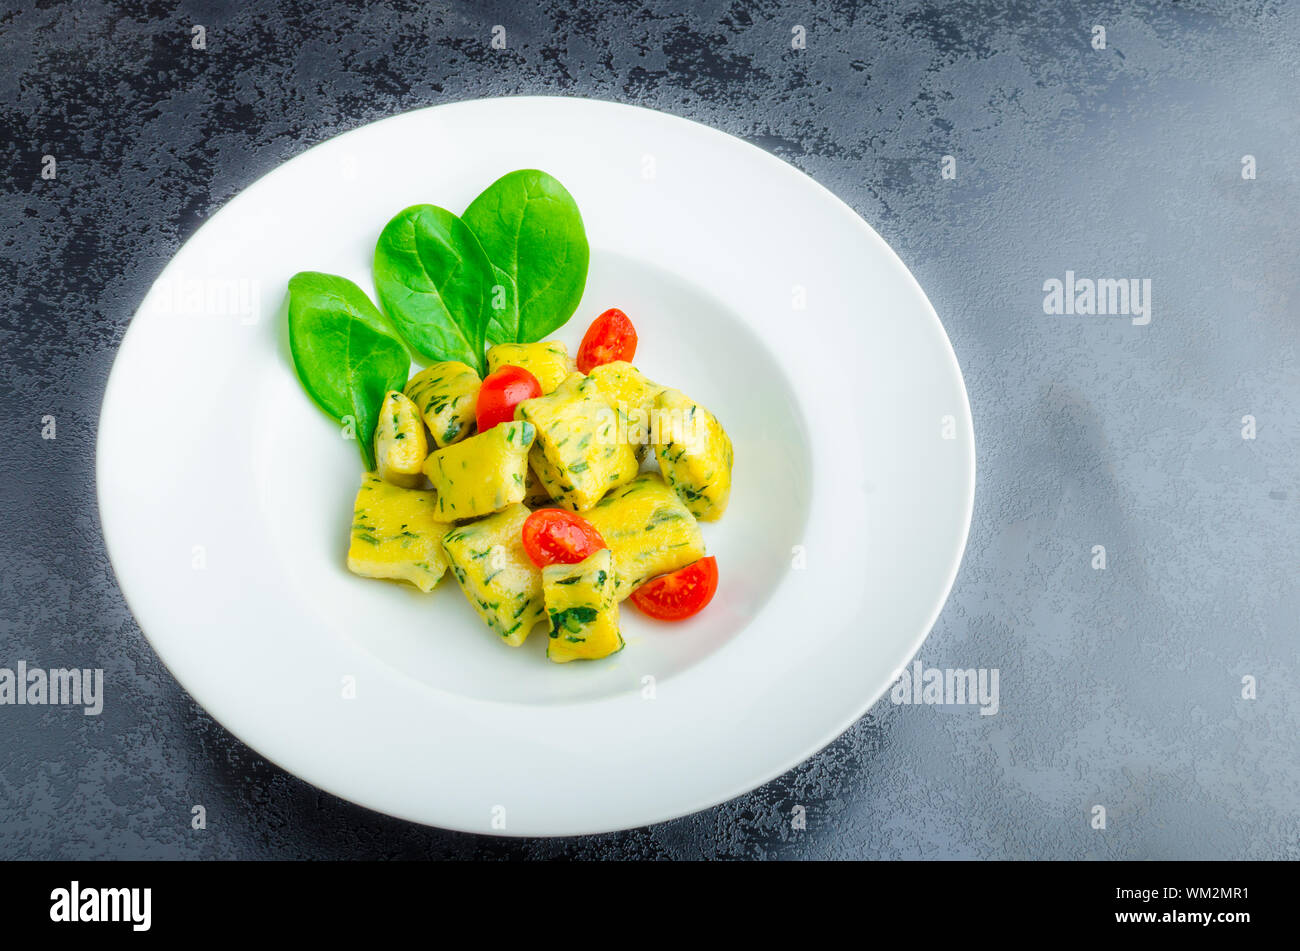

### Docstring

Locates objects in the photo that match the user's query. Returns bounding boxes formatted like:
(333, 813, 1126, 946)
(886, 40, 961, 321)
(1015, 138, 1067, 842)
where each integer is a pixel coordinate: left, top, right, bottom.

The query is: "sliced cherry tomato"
(476, 364, 542, 432)
(521, 509, 607, 568)
(629, 556, 718, 621)
(576, 308, 637, 373)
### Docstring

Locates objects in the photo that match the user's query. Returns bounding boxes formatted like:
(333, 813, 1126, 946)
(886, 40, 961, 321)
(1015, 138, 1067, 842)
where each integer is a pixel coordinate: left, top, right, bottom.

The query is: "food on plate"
(521, 508, 607, 568)
(522, 465, 554, 508)
(587, 360, 662, 459)
(286, 272, 410, 470)
(404, 361, 481, 448)
(542, 548, 623, 663)
(423, 420, 535, 521)
(476, 364, 542, 432)
(583, 473, 707, 599)
(462, 169, 589, 347)
(652, 388, 735, 521)
(373, 203, 496, 373)
(515, 372, 639, 512)
(373, 390, 428, 488)
(629, 555, 719, 621)
(287, 170, 735, 662)
(576, 307, 637, 374)
(487, 341, 574, 395)
(440, 504, 547, 646)
(346, 473, 451, 592)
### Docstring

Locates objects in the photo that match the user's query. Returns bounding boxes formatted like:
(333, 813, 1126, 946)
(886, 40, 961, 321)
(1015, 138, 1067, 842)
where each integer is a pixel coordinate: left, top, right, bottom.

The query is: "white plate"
(97, 97, 974, 835)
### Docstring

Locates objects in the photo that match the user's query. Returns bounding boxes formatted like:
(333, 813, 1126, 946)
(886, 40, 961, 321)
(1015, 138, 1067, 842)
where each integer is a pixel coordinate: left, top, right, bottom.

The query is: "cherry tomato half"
(629, 556, 718, 621)
(576, 308, 638, 373)
(521, 509, 607, 569)
(476, 365, 542, 432)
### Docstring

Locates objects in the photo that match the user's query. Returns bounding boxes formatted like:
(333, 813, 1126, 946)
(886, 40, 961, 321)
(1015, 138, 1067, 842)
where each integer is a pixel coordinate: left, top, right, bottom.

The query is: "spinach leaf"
(287, 271, 410, 471)
(462, 169, 589, 345)
(373, 204, 494, 375)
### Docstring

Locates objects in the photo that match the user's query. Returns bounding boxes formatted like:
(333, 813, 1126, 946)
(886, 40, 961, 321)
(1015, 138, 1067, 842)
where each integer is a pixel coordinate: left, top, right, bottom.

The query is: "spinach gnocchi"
(424, 419, 535, 521)
(542, 548, 623, 663)
(404, 361, 480, 448)
(515, 372, 640, 512)
(347, 474, 452, 592)
(583, 473, 707, 597)
(373, 390, 428, 488)
(344, 311, 732, 658)
(441, 503, 547, 646)
(487, 341, 575, 395)
(287, 176, 733, 659)
(652, 388, 734, 521)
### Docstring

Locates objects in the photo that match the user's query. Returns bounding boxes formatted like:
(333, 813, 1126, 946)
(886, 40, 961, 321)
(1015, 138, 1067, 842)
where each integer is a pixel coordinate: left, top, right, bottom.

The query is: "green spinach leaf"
(287, 271, 410, 471)
(462, 169, 589, 345)
(373, 204, 494, 375)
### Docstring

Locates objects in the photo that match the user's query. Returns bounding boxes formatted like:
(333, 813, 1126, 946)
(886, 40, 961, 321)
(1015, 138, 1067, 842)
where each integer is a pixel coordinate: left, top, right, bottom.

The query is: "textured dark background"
(1, 0, 1297, 859)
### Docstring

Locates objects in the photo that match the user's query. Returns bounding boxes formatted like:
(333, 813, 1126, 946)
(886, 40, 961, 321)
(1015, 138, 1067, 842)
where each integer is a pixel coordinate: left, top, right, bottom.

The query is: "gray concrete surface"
(0, 0, 1296, 858)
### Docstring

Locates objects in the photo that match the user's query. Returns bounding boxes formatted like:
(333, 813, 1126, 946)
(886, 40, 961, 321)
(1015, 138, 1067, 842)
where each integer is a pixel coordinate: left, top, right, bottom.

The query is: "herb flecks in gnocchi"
(583, 473, 707, 599)
(543, 548, 623, 663)
(487, 341, 575, 395)
(587, 360, 662, 458)
(347, 474, 452, 592)
(652, 388, 734, 521)
(374, 390, 429, 488)
(424, 420, 535, 521)
(302, 180, 738, 656)
(441, 504, 547, 646)
(516, 372, 639, 512)
(522, 465, 554, 508)
(404, 361, 480, 448)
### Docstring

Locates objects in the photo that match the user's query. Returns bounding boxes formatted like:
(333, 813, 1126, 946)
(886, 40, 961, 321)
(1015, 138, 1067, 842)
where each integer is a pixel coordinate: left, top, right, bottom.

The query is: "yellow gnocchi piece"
(522, 464, 554, 508)
(516, 373, 639, 512)
(423, 420, 535, 521)
(652, 388, 734, 521)
(440, 504, 546, 646)
(587, 361, 662, 458)
(346, 474, 451, 592)
(404, 361, 480, 448)
(542, 549, 623, 663)
(583, 473, 706, 599)
(373, 390, 428, 488)
(487, 341, 575, 395)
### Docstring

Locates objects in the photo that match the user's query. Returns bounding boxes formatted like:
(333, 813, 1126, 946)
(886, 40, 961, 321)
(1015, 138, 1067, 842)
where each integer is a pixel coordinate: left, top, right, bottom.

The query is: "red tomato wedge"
(629, 556, 718, 621)
(576, 308, 637, 373)
(476, 364, 542, 432)
(521, 509, 607, 568)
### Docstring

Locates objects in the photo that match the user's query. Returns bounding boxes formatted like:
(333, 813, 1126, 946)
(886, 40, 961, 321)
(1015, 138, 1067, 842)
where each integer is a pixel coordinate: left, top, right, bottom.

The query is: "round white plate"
(97, 96, 974, 836)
